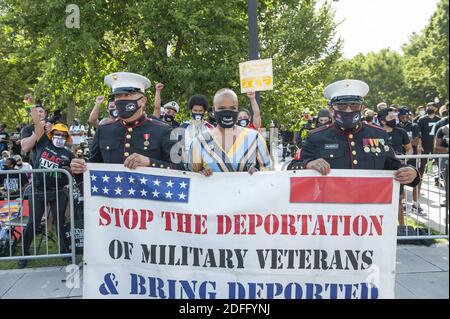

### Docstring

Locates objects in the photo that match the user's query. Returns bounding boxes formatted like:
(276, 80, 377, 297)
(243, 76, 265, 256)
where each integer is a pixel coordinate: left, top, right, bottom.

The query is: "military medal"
(363, 139, 370, 153)
(143, 133, 150, 150)
(374, 139, 381, 153)
(379, 139, 390, 152)
(369, 139, 376, 153)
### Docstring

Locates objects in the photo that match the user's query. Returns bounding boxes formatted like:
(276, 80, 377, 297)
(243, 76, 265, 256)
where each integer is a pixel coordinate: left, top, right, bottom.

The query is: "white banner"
(83, 164, 399, 299)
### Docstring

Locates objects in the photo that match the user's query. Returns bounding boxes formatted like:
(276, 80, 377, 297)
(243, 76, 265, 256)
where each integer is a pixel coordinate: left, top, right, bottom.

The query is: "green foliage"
(334, 49, 407, 109)
(402, 0, 449, 107)
(0, 0, 341, 131)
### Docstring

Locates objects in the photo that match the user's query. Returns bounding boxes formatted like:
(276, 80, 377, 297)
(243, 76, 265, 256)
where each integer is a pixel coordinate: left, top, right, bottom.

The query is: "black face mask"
(208, 115, 216, 124)
(365, 115, 373, 122)
(108, 109, 118, 119)
(384, 119, 397, 128)
(333, 110, 361, 130)
(192, 113, 204, 121)
(115, 97, 143, 119)
(317, 121, 331, 128)
(164, 114, 174, 122)
(215, 110, 238, 128)
(238, 119, 250, 127)
(427, 109, 435, 115)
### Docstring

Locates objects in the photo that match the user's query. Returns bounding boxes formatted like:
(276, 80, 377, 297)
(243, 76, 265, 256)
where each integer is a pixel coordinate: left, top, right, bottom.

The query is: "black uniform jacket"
(287, 122, 420, 187)
(90, 115, 183, 170)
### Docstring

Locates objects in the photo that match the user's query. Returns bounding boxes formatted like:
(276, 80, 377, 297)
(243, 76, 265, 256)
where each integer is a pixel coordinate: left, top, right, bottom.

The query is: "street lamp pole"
(248, 0, 260, 103)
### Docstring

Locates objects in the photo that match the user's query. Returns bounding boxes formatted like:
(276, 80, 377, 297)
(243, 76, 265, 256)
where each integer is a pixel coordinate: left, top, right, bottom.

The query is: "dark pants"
(22, 187, 68, 255)
(419, 152, 433, 179)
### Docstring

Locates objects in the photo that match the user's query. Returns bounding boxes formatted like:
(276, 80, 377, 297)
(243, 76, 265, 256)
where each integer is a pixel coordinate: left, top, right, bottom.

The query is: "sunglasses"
(332, 104, 362, 112)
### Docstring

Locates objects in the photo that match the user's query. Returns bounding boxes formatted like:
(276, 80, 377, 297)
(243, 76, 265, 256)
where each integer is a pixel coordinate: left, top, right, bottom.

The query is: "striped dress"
(188, 127, 273, 172)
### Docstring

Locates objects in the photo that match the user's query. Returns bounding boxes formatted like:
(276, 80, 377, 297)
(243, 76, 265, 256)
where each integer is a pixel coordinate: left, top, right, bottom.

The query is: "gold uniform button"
(160, 165, 164, 168)
(351, 141, 355, 146)
(330, 154, 334, 158)
(128, 128, 133, 132)
(124, 152, 129, 157)
(353, 160, 358, 165)
(106, 146, 110, 150)
(126, 134, 131, 139)
(349, 134, 353, 139)
(125, 143, 130, 148)
(152, 163, 155, 167)
(352, 150, 356, 155)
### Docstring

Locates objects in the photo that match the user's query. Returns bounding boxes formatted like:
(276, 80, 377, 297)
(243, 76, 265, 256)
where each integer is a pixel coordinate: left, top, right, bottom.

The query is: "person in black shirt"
(378, 107, 414, 225)
(378, 108, 412, 156)
(398, 107, 421, 153)
(18, 105, 74, 269)
(434, 124, 449, 211)
(430, 103, 449, 140)
(417, 102, 441, 192)
(398, 106, 423, 214)
(20, 103, 47, 166)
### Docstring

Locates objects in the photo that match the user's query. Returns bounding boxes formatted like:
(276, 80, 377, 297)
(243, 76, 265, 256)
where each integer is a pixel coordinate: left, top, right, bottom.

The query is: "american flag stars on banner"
(89, 170, 190, 203)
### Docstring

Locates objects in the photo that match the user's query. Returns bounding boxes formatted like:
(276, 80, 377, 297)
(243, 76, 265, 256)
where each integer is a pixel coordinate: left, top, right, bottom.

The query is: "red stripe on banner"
(290, 177, 393, 204)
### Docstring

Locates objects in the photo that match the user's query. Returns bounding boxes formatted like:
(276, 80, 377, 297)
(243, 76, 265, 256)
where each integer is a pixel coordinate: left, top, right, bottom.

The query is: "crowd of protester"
(0, 77, 448, 266)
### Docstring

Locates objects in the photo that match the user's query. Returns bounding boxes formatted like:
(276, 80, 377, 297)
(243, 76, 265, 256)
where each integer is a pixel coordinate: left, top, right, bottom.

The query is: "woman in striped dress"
(189, 88, 273, 175)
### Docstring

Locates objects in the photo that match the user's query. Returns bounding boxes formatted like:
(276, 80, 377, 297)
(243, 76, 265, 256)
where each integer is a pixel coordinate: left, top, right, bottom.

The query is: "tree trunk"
(66, 97, 75, 126)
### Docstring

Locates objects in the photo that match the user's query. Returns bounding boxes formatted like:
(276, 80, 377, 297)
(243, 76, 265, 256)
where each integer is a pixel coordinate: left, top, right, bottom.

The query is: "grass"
(404, 217, 449, 244)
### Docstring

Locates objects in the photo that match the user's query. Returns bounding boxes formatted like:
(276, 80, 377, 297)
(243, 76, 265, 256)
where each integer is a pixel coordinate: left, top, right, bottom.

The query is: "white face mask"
(52, 136, 66, 148)
(419, 110, 426, 116)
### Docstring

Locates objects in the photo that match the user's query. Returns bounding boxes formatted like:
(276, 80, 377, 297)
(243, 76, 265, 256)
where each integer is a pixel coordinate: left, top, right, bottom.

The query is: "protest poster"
(83, 164, 399, 299)
(239, 58, 273, 93)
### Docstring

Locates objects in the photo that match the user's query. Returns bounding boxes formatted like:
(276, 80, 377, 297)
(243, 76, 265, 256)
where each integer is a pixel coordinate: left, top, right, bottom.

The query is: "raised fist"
(155, 83, 164, 92)
(95, 96, 105, 105)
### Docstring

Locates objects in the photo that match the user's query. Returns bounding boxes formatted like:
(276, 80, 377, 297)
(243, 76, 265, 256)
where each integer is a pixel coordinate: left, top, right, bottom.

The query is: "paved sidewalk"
(0, 244, 447, 299)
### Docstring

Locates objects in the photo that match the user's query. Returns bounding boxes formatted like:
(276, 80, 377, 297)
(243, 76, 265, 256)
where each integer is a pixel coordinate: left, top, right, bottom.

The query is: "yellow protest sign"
(239, 58, 273, 93)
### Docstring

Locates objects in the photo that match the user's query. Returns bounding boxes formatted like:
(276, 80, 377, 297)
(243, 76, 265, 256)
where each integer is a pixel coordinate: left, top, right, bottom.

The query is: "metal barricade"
(0, 168, 76, 265)
(396, 153, 449, 241)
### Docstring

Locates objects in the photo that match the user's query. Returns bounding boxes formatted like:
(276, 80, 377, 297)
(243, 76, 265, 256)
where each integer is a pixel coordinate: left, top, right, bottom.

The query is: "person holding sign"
(287, 79, 420, 189)
(188, 88, 272, 176)
(237, 90, 262, 130)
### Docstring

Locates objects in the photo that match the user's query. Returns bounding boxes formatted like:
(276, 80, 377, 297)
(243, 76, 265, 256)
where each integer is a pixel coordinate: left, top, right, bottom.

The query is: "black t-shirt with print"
(33, 135, 74, 190)
(418, 115, 441, 152)
(386, 127, 410, 155)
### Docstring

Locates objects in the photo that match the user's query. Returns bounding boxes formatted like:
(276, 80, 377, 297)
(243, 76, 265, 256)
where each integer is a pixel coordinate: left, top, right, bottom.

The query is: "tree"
(333, 49, 407, 109)
(259, 0, 342, 130)
(402, 0, 449, 107)
(0, 0, 342, 131)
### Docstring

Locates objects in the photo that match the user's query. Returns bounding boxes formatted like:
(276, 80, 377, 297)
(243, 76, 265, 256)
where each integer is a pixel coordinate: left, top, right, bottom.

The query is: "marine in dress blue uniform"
(287, 79, 420, 188)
